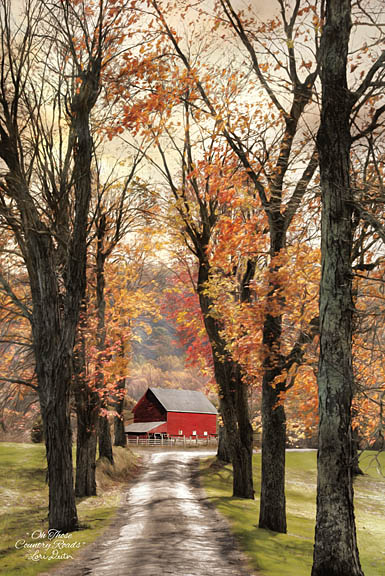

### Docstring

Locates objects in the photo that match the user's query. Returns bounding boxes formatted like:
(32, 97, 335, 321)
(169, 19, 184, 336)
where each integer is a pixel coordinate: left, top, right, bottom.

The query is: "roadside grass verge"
(200, 451, 385, 576)
(0, 442, 139, 576)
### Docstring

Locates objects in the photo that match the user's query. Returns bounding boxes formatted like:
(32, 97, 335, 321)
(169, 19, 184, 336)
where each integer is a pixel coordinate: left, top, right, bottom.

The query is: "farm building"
(124, 387, 217, 439)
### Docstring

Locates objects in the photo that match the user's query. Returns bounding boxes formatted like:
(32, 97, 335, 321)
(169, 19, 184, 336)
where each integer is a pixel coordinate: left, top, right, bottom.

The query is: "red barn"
(124, 387, 217, 439)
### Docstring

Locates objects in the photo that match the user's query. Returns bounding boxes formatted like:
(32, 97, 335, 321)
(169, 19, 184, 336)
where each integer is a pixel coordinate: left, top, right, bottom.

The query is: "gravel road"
(45, 450, 252, 576)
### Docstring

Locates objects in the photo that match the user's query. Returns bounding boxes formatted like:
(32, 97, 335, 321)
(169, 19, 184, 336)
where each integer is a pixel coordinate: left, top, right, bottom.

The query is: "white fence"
(126, 436, 218, 447)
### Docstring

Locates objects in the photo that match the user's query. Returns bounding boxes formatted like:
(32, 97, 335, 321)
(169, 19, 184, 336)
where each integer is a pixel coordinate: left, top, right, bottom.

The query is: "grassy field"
(0, 442, 139, 576)
(200, 451, 385, 576)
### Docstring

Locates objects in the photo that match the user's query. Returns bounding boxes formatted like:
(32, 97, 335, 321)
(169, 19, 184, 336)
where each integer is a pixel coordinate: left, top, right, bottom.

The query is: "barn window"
(179, 430, 183, 435)
(192, 430, 197, 436)
(204, 431, 208, 436)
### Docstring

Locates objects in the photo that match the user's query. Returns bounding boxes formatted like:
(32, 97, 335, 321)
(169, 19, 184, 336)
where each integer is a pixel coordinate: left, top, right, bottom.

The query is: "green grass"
(201, 451, 385, 576)
(0, 442, 139, 576)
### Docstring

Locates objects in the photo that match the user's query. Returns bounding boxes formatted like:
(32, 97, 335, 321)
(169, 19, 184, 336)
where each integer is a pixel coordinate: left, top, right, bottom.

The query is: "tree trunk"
(351, 425, 363, 477)
(233, 366, 254, 495)
(37, 356, 78, 532)
(28, 237, 79, 533)
(217, 423, 231, 463)
(73, 306, 99, 497)
(198, 260, 254, 499)
(96, 213, 114, 464)
(98, 416, 113, 461)
(114, 414, 126, 447)
(258, 222, 287, 534)
(259, 354, 287, 532)
(218, 365, 254, 498)
(75, 401, 97, 497)
(74, 371, 98, 497)
(312, 1, 363, 574)
(114, 378, 127, 447)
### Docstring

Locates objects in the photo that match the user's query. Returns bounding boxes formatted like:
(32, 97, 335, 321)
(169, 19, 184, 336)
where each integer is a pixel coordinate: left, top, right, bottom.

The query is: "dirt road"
(48, 450, 251, 576)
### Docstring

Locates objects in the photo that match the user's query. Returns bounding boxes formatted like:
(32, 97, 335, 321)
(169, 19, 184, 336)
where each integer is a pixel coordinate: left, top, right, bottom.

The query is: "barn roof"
(124, 421, 165, 434)
(149, 387, 217, 415)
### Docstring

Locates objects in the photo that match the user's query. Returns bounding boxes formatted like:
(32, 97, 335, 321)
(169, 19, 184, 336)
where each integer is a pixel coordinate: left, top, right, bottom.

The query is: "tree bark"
(217, 423, 231, 463)
(98, 416, 113, 461)
(198, 260, 254, 499)
(312, 1, 363, 574)
(259, 340, 287, 532)
(258, 221, 287, 533)
(75, 392, 98, 497)
(27, 230, 79, 533)
(114, 378, 127, 447)
(114, 414, 127, 447)
(233, 365, 254, 497)
(37, 356, 78, 532)
(96, 213, 114, 464)
(74, 323, 99, 497)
